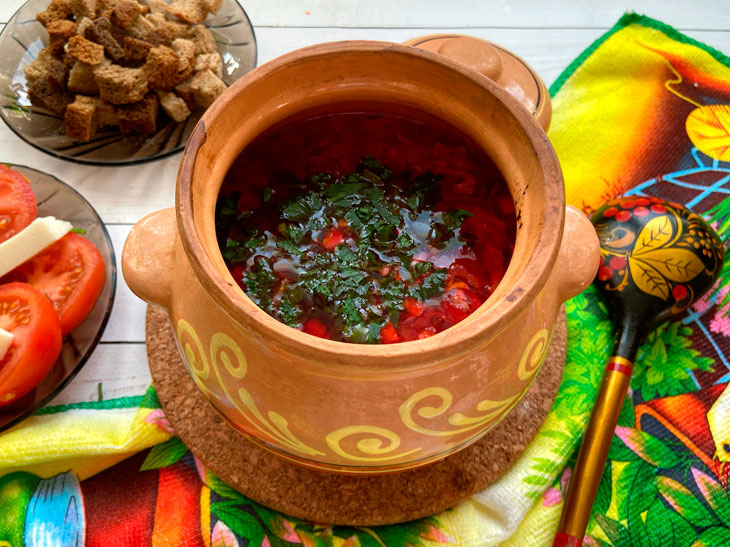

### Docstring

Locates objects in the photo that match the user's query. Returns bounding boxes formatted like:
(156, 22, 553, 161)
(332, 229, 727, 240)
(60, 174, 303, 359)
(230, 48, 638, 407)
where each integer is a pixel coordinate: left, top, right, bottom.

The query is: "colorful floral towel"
(2, 13, 730, 547)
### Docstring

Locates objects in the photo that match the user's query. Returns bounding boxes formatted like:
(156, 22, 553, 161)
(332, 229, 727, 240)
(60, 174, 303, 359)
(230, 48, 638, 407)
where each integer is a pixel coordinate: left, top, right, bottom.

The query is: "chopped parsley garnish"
(217, 152, 513, 343)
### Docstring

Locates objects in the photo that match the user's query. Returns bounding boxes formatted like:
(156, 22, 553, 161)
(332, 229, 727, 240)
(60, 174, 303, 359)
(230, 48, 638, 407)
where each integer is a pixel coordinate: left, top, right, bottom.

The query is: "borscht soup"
(215, 106, 516, 343)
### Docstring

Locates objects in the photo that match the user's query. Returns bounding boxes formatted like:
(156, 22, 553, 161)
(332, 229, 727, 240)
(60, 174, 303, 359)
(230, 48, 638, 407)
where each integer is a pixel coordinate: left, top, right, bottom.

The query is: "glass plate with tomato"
(0, 164, 115, 431)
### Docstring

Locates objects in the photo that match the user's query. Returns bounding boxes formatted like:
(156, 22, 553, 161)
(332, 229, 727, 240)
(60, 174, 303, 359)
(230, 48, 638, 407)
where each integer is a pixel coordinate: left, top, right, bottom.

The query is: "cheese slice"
(0, 217, 72, 277)
(0, 328, 13, 361)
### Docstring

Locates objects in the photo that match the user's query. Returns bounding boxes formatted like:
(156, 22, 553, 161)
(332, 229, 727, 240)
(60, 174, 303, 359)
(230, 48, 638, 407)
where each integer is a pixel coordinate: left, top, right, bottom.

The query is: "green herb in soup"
(215, 111, 516, 343)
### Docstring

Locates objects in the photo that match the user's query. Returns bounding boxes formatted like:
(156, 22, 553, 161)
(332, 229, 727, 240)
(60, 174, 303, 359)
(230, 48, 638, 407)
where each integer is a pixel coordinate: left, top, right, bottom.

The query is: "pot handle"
(550, 205, 600, 302)
(122, 208, 176, 310)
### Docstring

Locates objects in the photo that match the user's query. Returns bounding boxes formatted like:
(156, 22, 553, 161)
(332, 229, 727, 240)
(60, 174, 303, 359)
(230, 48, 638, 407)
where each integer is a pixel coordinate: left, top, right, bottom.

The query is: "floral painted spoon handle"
(554, 197, 724, 547)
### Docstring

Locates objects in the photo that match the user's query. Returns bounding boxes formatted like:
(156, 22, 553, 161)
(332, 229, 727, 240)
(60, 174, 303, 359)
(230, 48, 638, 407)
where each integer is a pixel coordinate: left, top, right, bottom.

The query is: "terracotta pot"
(123, 41, 599, 474)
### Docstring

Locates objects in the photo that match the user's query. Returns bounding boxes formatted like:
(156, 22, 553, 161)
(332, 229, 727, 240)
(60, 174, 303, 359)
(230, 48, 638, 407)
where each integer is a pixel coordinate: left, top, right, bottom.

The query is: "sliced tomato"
(403, 297, 424, 317)
(0, 165, 37, 244)
(379, 321, 402, 344)
(440, 288, 482, 324)
(321, 228, 345, 251)
(302, 318, 330, 339)
(0, 283, 62, 405)
(2, 233, 105, 336)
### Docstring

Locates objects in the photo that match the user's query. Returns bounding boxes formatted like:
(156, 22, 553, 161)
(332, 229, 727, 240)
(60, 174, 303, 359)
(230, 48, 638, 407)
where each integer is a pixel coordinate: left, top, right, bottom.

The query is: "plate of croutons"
(0, 0, 256, 164)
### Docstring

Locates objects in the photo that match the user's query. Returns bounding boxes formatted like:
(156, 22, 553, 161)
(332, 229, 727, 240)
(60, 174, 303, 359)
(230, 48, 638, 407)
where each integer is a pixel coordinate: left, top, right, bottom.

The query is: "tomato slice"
(302, 318, 330, 339)
(0, 165, 37, 244)
(0, 283, 62, 405)
(2, 233, 105, 336)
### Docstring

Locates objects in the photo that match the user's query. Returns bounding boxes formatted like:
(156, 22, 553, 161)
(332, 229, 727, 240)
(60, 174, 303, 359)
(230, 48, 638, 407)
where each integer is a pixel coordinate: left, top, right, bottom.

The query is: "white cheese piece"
(0, 328, 13, 361)
(0, 217, 72, 277)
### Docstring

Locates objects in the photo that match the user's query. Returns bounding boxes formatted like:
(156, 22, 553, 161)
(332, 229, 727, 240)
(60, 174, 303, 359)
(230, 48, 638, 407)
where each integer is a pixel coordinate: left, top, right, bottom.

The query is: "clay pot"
(123, 41, 599, 474)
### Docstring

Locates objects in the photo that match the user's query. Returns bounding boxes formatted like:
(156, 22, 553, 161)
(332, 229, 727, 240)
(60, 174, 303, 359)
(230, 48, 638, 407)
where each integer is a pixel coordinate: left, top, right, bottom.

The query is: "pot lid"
(404, 35, 551, 132)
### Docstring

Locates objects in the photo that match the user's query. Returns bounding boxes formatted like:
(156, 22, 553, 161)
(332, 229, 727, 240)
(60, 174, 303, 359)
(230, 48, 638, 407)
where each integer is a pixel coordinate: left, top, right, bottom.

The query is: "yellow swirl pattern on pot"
(177, 319, 210, 380)
(176, 320, 552, 463)
(177, 320, 324, 457)
(325, 426, 422, 462)
(518, 328, 550, 380)
(399, 386, 522, 437)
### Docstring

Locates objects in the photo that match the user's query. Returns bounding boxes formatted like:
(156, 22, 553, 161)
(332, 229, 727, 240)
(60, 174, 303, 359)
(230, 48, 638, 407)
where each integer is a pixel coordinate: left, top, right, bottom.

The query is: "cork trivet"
(146, 305, 566, 526)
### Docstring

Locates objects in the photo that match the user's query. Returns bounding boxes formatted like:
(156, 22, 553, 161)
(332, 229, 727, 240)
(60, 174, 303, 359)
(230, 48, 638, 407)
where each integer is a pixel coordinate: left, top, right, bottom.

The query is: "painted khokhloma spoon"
(554, 197, 725, 547)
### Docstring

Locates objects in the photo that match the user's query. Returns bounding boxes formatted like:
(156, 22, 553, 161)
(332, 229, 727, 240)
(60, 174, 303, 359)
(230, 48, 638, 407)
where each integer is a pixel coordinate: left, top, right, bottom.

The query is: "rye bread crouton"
(68, 61, 99, 93)
(203, 0, 223, 13)
(47, 20, 78, 43)
(143, 45, 181, 89)
(117, 93, 158, 134)
(123, 36, 153, 66)
(185, 24, 217, 55)
(28, 78, 74, 114)
(194, 52, 222, 78)
(190, 68, 225, 107)
(66, 35, 106, 65)
(167, 0, 208, 24)
(109, 0, 143, 30)
(76, 16, 94, 36)
(146, 12, 189, 42)
(37, 0, 72, 27)
(24, 48, 68, 89)
(148, 0, 168, 14)
(85, 17, 125, 62)
(157, 90, 191, 122)
(171, 38, 195, 80)
(127, 13, 166, 45)
(64, 95, 98, 140)
(69, 0, 96, 18)
(94, 64, 148, 104)
(174, 77, 196, 109)
(97, 101, 118, 127)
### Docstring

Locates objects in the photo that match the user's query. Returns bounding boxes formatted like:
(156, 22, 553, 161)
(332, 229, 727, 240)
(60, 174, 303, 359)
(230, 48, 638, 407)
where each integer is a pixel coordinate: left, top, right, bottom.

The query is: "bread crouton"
(167, 0, 208, 24)
(76, 16, 94, 36)
(190, 68, 225, 107)
(94, 64, 148, 104)
(194, 52, 222, 78)
(143, 45, 181, 89)
(48, 20, 78, 43)
(69, 0, 96, 18)
(97, 101, 118, 127)
(157, 91, 191, 122)
(37, 0, 72, 27)
(117, 93, 159, 134)
(24, 48, 68, 89)
(203, 0, 223, 13)
(171, 38, 195, 79)
(109, 0, 142, 30)
(146, 12, 189, 42)
(128, 12, 165, 45)
(174, 77, 196, 109)
(65, 95, 98, 141)
(66, 35, 106, 65)
(85, 17, 125, 62)
(123, 36, 153, 66)
(148, 0, 168, 14)
(28, 78, 74, 114)
(68, 61, 99, 93)
(185, 24, 217, 55)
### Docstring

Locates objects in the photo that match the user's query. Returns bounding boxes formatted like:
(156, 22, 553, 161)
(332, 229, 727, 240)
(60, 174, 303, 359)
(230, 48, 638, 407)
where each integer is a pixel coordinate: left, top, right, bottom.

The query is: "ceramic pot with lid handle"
(122, 41, 599, 474)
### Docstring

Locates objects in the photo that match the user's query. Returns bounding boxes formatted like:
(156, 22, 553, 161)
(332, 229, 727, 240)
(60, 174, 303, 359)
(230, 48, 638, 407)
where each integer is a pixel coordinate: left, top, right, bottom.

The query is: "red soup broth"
(215, 106, 516, 343)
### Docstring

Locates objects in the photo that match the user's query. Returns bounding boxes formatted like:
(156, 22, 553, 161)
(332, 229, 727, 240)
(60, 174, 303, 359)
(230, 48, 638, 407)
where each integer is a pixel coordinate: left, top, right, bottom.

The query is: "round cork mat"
(146, 305, 566, 526)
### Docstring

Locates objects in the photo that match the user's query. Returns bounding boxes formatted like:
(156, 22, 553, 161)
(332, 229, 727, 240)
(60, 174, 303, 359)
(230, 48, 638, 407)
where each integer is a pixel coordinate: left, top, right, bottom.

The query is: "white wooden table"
(0, 0, 727, 406)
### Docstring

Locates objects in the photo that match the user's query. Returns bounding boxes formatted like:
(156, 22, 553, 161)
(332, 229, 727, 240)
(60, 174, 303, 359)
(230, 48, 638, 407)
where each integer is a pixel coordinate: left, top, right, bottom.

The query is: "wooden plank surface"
(0, 0, 727, 404)
(3, 1, 730, 30)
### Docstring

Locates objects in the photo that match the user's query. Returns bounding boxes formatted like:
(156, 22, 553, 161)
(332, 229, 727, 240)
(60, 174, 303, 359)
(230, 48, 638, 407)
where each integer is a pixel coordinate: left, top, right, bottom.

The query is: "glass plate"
(0, 164, 116, 432)
(0, 0, 257, 165)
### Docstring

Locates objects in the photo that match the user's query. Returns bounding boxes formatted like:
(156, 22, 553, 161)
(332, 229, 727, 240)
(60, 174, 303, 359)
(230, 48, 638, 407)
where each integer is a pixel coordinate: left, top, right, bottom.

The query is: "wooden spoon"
(554, 196, 725, 547)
